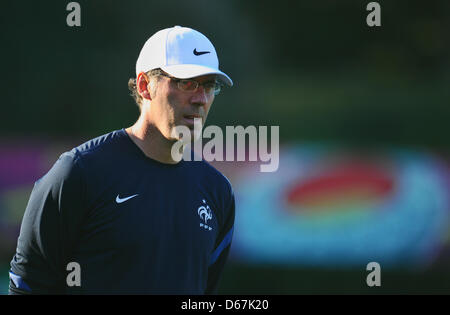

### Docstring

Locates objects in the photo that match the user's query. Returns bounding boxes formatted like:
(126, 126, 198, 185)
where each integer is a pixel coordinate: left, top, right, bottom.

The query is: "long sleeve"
(9, 152, 86, 294)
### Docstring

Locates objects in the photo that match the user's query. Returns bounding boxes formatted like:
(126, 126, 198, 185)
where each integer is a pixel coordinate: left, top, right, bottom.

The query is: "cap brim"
(161, 64, 233, 87)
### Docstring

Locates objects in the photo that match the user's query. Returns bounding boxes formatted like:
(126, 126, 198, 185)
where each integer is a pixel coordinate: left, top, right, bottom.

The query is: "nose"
(189, 85, 209, 106)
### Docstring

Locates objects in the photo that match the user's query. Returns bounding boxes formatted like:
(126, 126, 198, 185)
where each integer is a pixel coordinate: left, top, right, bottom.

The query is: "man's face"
(148, 74, 217, 142)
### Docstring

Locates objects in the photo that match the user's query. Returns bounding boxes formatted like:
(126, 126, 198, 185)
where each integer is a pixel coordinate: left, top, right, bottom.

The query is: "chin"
(169, 126, 192, 144)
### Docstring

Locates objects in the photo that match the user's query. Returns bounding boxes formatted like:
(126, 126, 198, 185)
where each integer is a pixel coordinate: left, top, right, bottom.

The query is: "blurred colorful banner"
(220, 145, 450, 268)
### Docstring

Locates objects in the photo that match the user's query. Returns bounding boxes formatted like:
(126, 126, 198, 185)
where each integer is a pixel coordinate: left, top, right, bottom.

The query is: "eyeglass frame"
(157, 72, 223, 96)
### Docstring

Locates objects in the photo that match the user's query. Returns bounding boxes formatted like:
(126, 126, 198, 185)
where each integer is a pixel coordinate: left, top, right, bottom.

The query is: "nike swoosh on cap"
(116, 194, 139, 203)
(193, 48, 210, 56)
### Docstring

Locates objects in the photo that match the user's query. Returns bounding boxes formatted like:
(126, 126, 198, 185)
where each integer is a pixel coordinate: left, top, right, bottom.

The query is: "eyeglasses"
(158, 73, 222, 96)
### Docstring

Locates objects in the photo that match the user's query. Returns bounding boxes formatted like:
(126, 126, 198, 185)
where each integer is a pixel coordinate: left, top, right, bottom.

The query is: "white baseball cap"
(136, 26, 233, 86)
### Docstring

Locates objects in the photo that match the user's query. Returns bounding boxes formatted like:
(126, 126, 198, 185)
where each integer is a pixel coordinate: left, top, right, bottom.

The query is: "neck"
(125, 114, 179, 165)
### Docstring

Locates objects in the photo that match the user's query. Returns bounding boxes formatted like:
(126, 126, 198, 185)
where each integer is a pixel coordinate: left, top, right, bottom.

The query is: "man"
(9, 26, 235, 294)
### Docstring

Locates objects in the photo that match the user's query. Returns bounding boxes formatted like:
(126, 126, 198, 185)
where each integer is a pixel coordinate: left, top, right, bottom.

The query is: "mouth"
(182, 114, 203, 127)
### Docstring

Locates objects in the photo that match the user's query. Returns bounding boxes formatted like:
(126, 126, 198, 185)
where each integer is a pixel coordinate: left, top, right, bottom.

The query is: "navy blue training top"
(9, 129, 235, 294)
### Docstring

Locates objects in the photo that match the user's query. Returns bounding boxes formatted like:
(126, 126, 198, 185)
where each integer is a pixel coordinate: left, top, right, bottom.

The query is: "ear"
(136, 72, 152, 101)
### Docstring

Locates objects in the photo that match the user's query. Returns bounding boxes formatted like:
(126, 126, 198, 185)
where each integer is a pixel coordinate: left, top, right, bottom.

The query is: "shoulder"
(37, 129, 126, 186)
(32, 149, 85, 200)
(70, 129, 127, 160)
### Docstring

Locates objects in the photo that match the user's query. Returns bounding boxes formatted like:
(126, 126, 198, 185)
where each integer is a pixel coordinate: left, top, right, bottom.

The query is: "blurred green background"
(0, 0, 449, 294)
